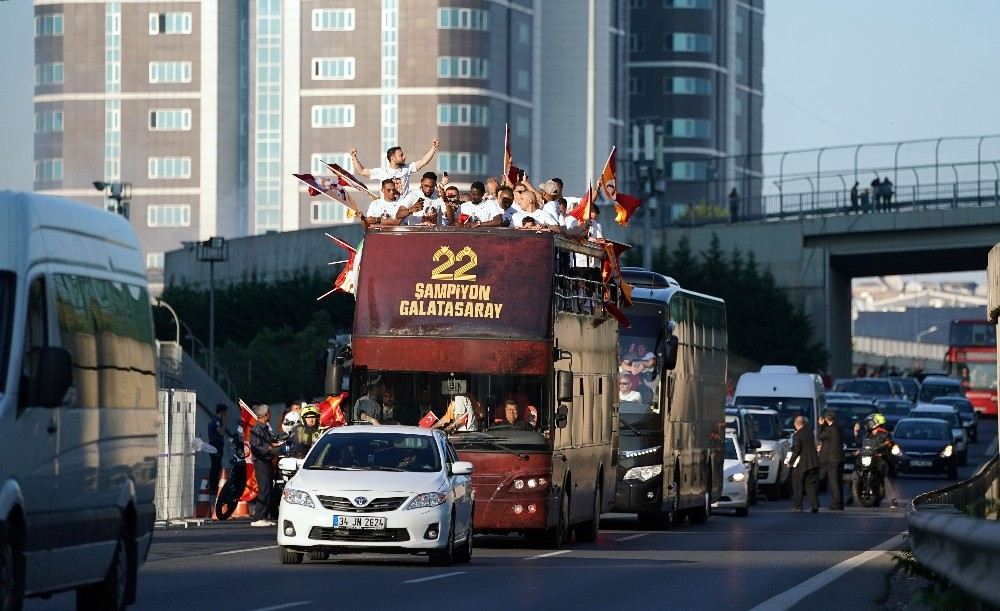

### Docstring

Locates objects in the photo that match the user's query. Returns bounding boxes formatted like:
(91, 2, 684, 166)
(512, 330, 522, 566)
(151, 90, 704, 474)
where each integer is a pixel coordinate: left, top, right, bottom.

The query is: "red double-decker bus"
(945, 319, 998, 416)
(348, 227, 620, 545)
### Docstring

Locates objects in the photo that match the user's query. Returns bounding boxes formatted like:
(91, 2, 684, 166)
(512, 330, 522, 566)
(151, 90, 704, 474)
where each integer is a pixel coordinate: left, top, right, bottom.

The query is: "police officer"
(287, 405, 325, 458)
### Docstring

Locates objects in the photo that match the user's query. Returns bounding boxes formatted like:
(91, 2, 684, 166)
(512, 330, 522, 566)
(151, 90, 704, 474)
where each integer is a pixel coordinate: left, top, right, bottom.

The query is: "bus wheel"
(689, 491, 710, 525)
(545, 491, 570, 548)
(575, 486, 601, 543)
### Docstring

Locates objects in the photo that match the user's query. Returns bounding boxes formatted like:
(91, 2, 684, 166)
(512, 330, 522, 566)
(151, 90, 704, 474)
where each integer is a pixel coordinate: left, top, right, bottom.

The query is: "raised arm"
(349, 147, 372, 178)
(413, 138, 440, 171)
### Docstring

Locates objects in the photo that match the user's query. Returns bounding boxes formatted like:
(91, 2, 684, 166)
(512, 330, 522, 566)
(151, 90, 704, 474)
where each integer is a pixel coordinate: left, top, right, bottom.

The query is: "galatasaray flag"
(597, 147, 618, 204)
(316, 393, 349, 428)
(317, 233, 363, 299)
(567, 183, 595, 224)
(238, 399, 259, 502)
(613, 193, 642, 226)
(502, 123, 525, 186)
(294, 173, 362, 218)
(324, 162, 378, 200)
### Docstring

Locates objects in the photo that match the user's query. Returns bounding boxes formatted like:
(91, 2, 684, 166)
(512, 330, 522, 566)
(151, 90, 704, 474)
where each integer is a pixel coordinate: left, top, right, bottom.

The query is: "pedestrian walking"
(818, 411, 844, 510)
(728, 188, 740, 222)
(787, 415, 820, 512)
(850, 181, 859, 213)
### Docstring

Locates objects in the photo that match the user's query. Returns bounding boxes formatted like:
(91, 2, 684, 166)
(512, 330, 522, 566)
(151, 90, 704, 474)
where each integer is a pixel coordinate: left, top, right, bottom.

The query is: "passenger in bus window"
(619, 375, 643, 402)
(434, 394, 482, 433)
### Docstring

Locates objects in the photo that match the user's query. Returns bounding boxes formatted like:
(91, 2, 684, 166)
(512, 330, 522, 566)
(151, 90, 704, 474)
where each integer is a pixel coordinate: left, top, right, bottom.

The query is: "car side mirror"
(557, 370, 574, 403)
(555, 405, 569, 429)
(662, 335, 679, 371)
(22, 347, 72, 407)
(278, 457, 302, 473)
(451, 461, 474, 475)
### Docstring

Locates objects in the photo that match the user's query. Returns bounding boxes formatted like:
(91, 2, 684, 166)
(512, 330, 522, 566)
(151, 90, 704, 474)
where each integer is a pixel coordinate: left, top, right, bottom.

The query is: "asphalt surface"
(28, 421, 996, 611)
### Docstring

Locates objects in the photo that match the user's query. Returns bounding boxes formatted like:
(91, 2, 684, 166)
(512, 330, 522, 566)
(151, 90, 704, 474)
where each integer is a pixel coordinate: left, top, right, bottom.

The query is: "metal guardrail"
(908, 454, 1000, 606)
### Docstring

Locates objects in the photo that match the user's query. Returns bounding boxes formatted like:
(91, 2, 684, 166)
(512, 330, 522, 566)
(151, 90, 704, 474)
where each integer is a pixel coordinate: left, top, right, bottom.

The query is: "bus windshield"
(0, 272, 12, 395)
(735, 396, 814, 432)
(351, 370, 549, 451)
(618, 309, 664, 434)
(949, 321, 996, 347)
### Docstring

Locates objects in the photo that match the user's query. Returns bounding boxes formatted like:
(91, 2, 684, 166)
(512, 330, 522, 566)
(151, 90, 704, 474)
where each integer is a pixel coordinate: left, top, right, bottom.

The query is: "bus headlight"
(624, 465, 662, 481)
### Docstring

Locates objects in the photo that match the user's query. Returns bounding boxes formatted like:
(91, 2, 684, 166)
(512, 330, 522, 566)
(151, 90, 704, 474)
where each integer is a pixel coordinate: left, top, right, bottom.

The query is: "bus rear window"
(0, 272, 12, 394)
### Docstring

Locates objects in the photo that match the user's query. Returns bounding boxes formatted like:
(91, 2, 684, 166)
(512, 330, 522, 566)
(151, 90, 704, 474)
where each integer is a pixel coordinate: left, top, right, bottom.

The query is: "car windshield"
(894, 421, 950, 441)
(877, 401, 912, 416)
(894, 378, 920, 399)
(918, 382, 963, 402)
(0, 272, 12, 395)
(827, 402, 875, 428)
(834, 379, 892, 397)
(747, 412, 780, 439)
(912, 410, 960, 428)
(735, 397, 813, 432)
(304, 432, 442, 472)
(725, 437, 738, 460)
(932, 397, 974, 414)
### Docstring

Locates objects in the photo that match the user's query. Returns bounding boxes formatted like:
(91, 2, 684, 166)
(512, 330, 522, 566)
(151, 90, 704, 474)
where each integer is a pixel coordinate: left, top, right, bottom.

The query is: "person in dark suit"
(818, 410, 845, 510)
(787, 415, 820, 512)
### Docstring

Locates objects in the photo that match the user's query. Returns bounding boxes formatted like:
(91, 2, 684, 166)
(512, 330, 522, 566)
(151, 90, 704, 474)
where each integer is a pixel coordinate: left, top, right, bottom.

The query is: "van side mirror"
(557, 370, 574, 403)
(555, 405, 569, 429)
(23, 347, 72, 407)
(662, 335, 679, 371)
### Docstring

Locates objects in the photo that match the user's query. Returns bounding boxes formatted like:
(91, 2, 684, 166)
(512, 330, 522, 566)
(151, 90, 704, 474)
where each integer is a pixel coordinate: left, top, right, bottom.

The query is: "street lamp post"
(196, 237, 229, 379)
(636, 161, 663, 270)
(93, 181, 132, 219)
(915, 325, 938, 343)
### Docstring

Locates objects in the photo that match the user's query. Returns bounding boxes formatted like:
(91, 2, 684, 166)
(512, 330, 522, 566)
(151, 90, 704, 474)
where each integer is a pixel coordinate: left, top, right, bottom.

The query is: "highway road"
(28, 422, 995, 611)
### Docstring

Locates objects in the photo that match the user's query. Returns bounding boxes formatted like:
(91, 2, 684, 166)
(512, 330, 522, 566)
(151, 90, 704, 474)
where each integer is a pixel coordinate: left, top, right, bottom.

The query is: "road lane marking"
(252, 602, 312, 611)
(747, 533, 905, 611)
(214, 545, 279, 556)
(404, 571, 467, 584)
(525, 550, 572, 560)
(616, 534, 648, 542)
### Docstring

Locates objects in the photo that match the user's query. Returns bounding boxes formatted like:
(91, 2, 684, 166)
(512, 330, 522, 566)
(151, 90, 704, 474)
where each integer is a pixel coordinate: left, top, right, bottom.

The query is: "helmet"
(301, 405, 321, 421)
(871, 413, 886, 427)
(281, 411, 301, 434)
(863, 416, 878, 432)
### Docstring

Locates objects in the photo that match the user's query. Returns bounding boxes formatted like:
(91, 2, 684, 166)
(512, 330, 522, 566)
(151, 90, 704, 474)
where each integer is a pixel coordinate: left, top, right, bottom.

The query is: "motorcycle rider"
(852, 413, 897, 507)
(287, 404, 325, 458)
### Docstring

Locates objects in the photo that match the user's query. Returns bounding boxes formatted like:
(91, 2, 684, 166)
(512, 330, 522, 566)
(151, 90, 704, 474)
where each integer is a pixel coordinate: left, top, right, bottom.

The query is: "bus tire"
(575, 484, 601, 543)
(545, 490, 570, 548)
(689, 491, 710, 525)
(0, 520, 24, 611)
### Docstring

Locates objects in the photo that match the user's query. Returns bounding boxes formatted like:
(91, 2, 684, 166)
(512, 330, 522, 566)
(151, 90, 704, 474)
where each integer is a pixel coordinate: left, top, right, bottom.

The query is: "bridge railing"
(907, 454, 1000, 606)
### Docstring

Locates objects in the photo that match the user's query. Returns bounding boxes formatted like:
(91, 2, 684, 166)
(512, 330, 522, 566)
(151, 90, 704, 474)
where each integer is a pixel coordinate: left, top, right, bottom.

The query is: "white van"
(733, 365, 826, 435)
(0, 193, 158, 608)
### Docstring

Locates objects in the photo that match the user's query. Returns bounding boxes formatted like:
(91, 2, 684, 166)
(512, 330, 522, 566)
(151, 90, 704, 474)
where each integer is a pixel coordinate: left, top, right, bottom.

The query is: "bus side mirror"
(662, 335, 679, 371)
(557, 370, 574, 403)
(555, 405, 569, 428)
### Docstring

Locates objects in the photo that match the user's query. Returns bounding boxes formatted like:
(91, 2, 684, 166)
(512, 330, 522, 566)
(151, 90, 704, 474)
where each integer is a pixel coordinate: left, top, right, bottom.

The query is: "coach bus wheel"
(575, 485, 601, 543)
(545, 491, 570, 548)
(689, 491, 710, 525)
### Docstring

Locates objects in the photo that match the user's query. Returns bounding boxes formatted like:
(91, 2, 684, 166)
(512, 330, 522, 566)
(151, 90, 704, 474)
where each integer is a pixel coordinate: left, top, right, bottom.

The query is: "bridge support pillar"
(826, 262, 853, 378)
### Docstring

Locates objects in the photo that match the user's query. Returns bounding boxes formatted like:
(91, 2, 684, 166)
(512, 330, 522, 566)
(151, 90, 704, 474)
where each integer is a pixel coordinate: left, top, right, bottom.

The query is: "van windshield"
(735, 396, 814, 432)
(0, 272, 13, 395)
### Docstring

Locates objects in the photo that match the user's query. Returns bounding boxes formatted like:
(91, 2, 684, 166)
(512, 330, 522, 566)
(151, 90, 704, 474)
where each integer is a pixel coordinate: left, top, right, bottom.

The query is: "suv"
(917, 375, 964, 403)
(725, 408, 762, 505)
(739, 407, 791, 501)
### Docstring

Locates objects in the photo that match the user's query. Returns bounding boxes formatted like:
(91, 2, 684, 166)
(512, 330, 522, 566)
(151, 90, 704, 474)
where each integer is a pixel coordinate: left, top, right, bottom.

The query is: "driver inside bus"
(494, 399, 533, 431)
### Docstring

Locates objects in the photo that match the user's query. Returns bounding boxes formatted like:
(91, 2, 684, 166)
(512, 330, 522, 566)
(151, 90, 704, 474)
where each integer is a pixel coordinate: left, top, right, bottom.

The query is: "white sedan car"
(712, 433, 750, 517)
(277, 425, 474, 566)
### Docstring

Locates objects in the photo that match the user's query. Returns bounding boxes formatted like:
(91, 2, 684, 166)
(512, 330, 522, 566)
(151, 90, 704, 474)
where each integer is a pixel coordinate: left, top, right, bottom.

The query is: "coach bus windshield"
(350, 370, 550, 451)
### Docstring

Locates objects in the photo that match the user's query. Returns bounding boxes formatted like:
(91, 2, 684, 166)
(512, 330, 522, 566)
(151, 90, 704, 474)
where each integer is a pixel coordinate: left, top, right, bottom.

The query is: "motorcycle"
(851, 438, 885, 508)
(215, 432, 248, 520)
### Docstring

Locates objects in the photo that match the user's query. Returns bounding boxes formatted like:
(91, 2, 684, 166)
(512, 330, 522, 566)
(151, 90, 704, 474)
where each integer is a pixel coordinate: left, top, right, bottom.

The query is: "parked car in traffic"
(832, 378, 900, 402)
(739, 407, 791, 500)
(916, 375, 964, 403)
(890, 418, 959, 479)
(909, 404, 968, 466)
(876, 399, 915, 431)
(713, 433, 750, 517)
(725, 408, 762, 505)
(277, 425, 475, 566)
(931, 396, 979, 442)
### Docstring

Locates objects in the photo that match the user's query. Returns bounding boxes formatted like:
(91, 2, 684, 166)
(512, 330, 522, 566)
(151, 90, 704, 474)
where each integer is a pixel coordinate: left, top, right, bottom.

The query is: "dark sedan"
(877, 399, 914, 430)
(930, 396, 978, 442)
(890, 418, 959, 479)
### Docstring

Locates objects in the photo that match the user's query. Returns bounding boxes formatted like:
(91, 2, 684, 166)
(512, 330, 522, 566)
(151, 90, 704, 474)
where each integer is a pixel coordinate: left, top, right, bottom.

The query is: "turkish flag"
(418, 411, 438, 428)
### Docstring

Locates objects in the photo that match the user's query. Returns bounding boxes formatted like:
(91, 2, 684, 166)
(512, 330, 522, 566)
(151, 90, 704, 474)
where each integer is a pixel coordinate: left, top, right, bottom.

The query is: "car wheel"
(574, 484, 601, 543)
(454, 523, 473, 564)
(0, 523, 24, 611)
(748, 478, 758, 506)
(430, 518, 455, 566)
(76, 532, 131, 611)
(308, 551, 329, 561)
(279, 546, 304, 565)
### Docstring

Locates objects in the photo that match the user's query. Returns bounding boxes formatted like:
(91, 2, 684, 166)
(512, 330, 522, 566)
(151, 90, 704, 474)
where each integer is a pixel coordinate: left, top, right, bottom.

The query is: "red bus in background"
(945, 320, 998, 416)
(349, 227, 620, 546)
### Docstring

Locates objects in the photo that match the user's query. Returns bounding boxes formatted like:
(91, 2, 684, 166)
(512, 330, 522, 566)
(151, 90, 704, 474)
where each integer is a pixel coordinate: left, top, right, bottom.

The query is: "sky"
(0, 1, 994, 280)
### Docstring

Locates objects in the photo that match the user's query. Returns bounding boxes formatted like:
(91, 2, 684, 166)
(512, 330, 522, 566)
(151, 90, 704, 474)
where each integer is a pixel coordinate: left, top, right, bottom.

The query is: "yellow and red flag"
(316, 392, 349, 428)
(613, 192, 643, 226)
(502, 123, 525, 186)
(238, 399, 259, 502)
(595, 147, 643, 226)
(567, 182, 595, 223)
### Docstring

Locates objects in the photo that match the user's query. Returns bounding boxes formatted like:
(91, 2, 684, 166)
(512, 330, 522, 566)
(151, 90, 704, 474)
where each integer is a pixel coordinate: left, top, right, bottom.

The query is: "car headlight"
(728, 471, 746, 483)
(939, 445, 953, 458)
(281, 488, 315, 508)
(405, 492, 448, 510)
(756, 450, 773, 460)
(890, 444, 902, 456)
(623, 465, 662, 481)
(860, 456, 872, 467)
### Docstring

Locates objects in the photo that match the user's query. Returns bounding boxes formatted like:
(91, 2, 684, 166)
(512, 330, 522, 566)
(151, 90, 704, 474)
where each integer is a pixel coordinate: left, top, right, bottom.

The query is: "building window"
(516, 69, 531, 93)
(310, 153, 352, 175)
(437, 57, 489, 80)
(668, 118, 712, 138)
(34, 110, 63, 133)
(35, 14, 63, 37)
(311, 105, 355, 128)
(438, 8, 488, 30)
(667, 76, 712, 95)
(670, 161, 708, 181)
(35, 63, 64, 86)
(34, 158, 63, 181)
(148, 12, 192, 35)
(437, 152, 489, 175)
(628, 34, 643, 52)
(437, 104, 489, 127)
(148, 61, 192, 83)
(146, 252, 164, 270)
(148, 108, 192, 131)
(516, 21, 531, 44)
(147, 157, 192, 179)
(311, 201, 349, 224)
(665, 0, 712, 7)
(629, 77, 643, 95)
(312, 8, 355, 31)
(515, 115, 530, 138)
(667, 33, 712, 52)
(312, 57, 355, 80)
(147, 205, 191, 227)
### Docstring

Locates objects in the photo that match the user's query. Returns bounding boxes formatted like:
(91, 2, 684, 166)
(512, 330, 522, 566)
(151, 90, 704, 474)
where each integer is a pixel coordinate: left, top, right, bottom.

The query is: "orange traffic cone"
(194, 477, 212, 518)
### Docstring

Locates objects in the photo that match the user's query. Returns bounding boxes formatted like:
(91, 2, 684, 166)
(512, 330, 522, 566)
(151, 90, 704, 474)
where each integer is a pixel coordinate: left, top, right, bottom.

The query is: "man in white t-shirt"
(396, 171, 446, 226)
(458, 181, 504, 227)
(350, 139, 439, 197)
(496, 186, 518, 226)
(365, 179, 405, 226)
(511, 191, 560, 230)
